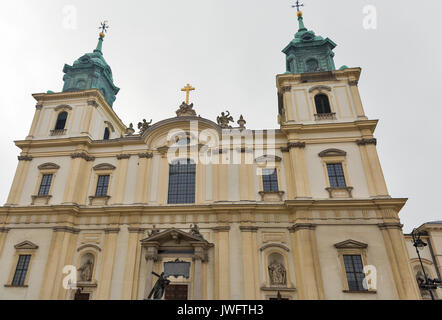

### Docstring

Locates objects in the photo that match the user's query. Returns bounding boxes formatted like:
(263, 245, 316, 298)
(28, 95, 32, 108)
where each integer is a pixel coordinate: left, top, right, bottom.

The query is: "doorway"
(164, 284, 188, 300)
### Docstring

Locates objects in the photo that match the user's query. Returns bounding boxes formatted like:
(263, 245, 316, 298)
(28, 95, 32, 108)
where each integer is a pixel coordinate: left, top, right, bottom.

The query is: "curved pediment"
(255, 155, 282, 164)
(318, 149, 347, 157)
(93, 163, 116, 171)
(38, 163, 60, 170)
(142, 116, 222, 149)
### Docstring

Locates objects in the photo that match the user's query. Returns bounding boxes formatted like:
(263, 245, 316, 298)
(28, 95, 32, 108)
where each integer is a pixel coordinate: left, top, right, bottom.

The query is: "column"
(96, 227, 120, 300)
(112, 154, 131, 204)
(240, 226, 258, 299)
(6, 156, 33, 205)
(27, 104, 43, 139)
(379, 222, 421, 299)
(213, 226, 230, 299)
(122, 227, 143, 300)
(289, 223, 324, 300)
(143, 244, 159, 299)
(288, 143, 311, 198)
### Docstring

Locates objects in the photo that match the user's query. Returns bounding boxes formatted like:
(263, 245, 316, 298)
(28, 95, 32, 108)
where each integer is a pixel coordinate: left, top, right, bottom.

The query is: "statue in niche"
(268, 261, 287, 286)
(78, 259, 93, 282)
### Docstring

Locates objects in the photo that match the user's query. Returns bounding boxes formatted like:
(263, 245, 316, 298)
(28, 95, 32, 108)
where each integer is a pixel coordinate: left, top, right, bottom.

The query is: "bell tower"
(62, 24, 120, 107)
(282, 11, 337, 74)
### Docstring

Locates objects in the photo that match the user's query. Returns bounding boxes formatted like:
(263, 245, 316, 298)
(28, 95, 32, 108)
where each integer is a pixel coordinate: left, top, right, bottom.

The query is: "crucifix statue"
(147, 272, 171, 300)
(181, 84, 195, 105)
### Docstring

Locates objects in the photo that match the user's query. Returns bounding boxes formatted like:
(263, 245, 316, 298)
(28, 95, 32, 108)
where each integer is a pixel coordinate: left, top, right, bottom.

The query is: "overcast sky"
(0, 0, 440, 233)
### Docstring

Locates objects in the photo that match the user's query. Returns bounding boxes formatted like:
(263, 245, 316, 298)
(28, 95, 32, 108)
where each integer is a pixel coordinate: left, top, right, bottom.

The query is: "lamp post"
(411, 228, 441, 300)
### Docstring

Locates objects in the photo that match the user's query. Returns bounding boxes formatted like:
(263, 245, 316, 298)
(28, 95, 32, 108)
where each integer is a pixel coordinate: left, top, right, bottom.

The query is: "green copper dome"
(282, 12, 337, 74)
(62, 36, 120, 107)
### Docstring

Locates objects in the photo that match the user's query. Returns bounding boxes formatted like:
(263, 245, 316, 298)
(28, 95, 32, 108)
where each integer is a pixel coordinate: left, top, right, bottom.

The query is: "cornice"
(276, 67, 362, 89)
(0, 198, 408, 215)
(280, 120, 378, 135)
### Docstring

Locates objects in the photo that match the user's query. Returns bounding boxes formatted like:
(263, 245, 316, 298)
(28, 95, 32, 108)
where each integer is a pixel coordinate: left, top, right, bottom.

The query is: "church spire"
(282, 3, 337, 74)
(297, 11, 307, 32)
(94, 21, 109, 54)
(62, 21, 120, 107)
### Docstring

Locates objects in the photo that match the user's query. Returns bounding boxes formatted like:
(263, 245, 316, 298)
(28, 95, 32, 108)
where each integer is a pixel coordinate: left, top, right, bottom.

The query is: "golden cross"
(181, 84, 195, 105)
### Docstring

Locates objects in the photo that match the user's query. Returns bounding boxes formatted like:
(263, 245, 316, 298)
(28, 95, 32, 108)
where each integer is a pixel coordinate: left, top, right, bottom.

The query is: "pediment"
(14, 240, 39, 250)
(334, 239, 368, 249)
(38, 163, 60, 170)
(141, 228, 212, 247)
(255, 155, 282, 164)
(93, 163, 116, 171)
(318, 149, 347, 157)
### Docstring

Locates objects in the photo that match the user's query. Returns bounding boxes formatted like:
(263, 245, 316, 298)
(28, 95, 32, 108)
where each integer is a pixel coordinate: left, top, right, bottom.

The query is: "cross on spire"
(292, 0, 304, 12)
(99, 21, 109, 36)
(181, 84, 195, 105)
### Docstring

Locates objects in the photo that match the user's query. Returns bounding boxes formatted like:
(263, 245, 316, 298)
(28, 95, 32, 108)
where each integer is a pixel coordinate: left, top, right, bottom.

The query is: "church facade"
(0, 12, 423, 300)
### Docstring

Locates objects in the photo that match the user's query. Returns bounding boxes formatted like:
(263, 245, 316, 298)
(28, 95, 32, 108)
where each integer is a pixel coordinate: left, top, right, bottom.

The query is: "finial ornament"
(292, 0, 304, 12)
(99, 21, 109, 38)
(181, 84, 195, 105)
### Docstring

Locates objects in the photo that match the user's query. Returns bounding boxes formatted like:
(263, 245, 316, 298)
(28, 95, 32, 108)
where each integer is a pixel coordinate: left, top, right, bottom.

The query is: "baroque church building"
(0, 11, 422, 300)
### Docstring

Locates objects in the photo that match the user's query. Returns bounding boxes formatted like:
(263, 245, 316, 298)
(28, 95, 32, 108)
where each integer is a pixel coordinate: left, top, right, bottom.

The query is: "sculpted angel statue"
(217, 111, 234, 129)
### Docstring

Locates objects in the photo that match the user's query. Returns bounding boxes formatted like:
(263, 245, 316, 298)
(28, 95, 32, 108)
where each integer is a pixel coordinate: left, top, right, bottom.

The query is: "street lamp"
(411, 228, 441, 300)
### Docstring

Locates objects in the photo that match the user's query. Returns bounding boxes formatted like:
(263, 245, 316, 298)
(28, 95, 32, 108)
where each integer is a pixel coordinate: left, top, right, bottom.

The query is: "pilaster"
(96, 227, 120, 300)
(288, 223, 324, 299)
(213, 226, 230, 299)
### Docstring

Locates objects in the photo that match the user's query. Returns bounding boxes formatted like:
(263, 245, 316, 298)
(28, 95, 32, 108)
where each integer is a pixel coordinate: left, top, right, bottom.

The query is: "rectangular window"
(167, 160, 196, 204)
(11, 255, 31, 286)
(327, 163, 347, 188)
(343, 255, 367, 291)
(95, 175, 110, 197)
(262, 168, 279, 192)
(38, 174, 53, 196)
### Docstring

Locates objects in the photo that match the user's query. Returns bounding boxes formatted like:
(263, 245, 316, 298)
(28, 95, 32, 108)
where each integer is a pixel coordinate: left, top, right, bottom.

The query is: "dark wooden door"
(164, 284, 188, 300)
(74, 292, 90, 300)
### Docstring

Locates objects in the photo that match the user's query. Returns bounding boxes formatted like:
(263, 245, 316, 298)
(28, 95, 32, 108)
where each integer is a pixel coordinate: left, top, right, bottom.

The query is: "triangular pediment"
(334, 239, 368, 249)
(141, 228, 211, 247)
(14, 240, 39, 250)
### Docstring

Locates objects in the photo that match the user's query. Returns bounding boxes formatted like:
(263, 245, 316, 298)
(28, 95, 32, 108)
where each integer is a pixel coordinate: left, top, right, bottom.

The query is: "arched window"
(103, 127, 110, 140)
(167, 159, 196, 204)
(306, 58, 319, 72)
(315, 94, 332, 114)
(55, 112, 68, 130)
